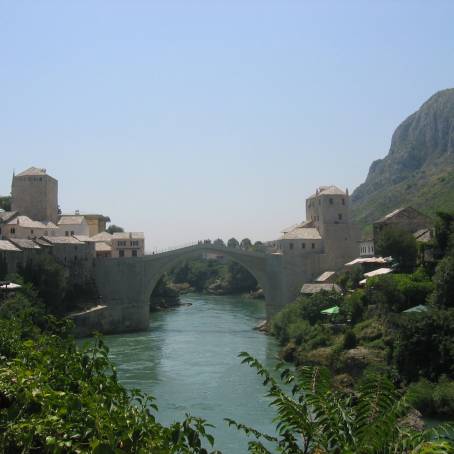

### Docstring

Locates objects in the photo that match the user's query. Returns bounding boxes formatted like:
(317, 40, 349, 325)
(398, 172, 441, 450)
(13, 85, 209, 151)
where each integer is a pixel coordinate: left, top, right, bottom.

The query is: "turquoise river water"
(102, 294, 281, 453)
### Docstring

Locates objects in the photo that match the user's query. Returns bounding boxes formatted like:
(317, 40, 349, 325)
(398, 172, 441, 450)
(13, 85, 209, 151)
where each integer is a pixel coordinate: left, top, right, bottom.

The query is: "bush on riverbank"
(408, 377, 454, 417)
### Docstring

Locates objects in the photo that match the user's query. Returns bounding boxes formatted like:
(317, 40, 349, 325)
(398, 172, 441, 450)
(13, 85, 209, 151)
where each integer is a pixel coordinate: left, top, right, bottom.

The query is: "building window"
(312, 243, 315, 249)
(302, 243, 306, 249)
(119, 250, 125, 257)
(65, 231, 69, 236)
(318, 199, 321, 205)
(10, 228, 15, 234)
(132, 249, 138, 257)
(338, 213, 343, 220)
(71, 231, 74, 236)
(30, 229, 34, 235)
(329, 198, 333, 205)
(342, 198, 345, 205)
(289, 243, 294, 250)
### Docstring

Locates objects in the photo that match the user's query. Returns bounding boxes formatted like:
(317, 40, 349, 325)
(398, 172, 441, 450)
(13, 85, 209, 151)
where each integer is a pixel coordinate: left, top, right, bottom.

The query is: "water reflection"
(104, 294, 280, 453)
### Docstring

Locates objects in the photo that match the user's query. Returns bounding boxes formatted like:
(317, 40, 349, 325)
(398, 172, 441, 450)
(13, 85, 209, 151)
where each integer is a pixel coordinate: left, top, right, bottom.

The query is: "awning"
(321, 306, 340, 315)
(402, 305, 428, 313)
(0, 282, 21, 290)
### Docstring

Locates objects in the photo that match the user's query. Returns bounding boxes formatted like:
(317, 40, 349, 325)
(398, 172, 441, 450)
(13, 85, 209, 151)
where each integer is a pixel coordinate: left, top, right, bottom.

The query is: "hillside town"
(0, 167, 145, 277)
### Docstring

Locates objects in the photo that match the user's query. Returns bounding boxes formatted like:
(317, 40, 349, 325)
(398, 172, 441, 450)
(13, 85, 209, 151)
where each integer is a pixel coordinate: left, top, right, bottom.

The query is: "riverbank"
(268, 274, 454, 422)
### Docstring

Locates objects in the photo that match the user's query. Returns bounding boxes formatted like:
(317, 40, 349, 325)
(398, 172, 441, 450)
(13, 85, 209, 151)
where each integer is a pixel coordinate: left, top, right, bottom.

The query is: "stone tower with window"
(11, 167, 59, 223)
(305, 185, 359, 264)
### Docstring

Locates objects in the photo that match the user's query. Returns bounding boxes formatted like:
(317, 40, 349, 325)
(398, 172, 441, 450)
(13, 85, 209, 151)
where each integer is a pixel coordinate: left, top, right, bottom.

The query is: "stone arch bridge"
(86, 244, 330, 334)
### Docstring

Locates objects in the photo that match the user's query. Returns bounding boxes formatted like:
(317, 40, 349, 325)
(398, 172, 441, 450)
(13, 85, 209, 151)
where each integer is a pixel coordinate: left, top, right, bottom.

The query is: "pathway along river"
(103, 293, 281, 453)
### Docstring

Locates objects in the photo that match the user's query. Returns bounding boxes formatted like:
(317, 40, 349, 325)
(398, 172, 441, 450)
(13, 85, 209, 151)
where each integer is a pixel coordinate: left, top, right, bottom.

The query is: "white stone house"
(58, 215, 90, 237)
(75, 231, 113, 258)
(3, 215, 59, 240)
(111, 232, 145, 258)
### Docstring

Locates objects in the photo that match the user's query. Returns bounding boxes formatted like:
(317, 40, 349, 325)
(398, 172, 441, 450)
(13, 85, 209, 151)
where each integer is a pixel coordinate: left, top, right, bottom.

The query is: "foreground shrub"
(342, 329, 357, 350)
(408, 377, 454, 417)
(0, 319, 218, 453)
(227, 353, 454, 453)
(394, 309, 454, 382)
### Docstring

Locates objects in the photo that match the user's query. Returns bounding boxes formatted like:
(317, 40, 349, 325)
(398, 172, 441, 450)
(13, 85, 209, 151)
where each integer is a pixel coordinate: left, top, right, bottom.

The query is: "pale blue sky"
(1, 1, 453, 250)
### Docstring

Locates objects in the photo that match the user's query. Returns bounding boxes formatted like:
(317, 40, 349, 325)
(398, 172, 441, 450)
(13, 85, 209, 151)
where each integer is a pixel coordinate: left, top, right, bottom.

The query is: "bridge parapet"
(143, 243, 268, 261)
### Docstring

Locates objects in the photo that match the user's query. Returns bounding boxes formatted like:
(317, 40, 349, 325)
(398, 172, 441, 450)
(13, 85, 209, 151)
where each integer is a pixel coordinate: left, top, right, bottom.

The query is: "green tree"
(252, 241, 266, 253)
(395, 309, 454, 381)
(365, 275, 406, 312)
(343, 329, 357, 350)
(431, 256, 454, 308)
(213, 238, 225, 247)
(0, 254, 7, 280)
(224, 261, 257, 293)
(376, 227, 418, 272)
(0, 195, 11, 211)
(240, 238, 252, 250)
(107, 224, 124, 234)
(18, 256, 68, 315)
(227, 238, 239, 248)
(433, 211, 454, 258)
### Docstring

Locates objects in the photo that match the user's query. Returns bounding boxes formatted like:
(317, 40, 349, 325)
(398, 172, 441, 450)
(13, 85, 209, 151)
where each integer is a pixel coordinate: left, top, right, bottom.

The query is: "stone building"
(373, 207, 432, 243)
(0, 240, 22, 275)
(268, 186, 360, 271)
(58, 214, 90, 237)
(40, 236, 95, 265)
(111, 232, 145, 258)
(74, 232, 113, 258)
(11, 167, 59, 223)
(3, 215, 58, 240)
(83, 214, 111, 236)
(0, 211, 18, 240)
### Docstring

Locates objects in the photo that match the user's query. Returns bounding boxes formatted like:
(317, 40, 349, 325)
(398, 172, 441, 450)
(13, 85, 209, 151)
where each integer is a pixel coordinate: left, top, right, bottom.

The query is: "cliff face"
(352, 88, 454, 225)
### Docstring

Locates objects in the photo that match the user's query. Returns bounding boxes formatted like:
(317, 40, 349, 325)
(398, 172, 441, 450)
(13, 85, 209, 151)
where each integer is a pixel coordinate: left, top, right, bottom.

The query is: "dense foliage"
(271, 212, 454, 419)
(375, 227, 418, 272)
(106, 224, 124, 234)
(169, 258, 258, 295)
(0, 195, 11, 211)
(17, 255, 98, 315)
(0, 293, 219, 453)
(227, 353, 454, 453)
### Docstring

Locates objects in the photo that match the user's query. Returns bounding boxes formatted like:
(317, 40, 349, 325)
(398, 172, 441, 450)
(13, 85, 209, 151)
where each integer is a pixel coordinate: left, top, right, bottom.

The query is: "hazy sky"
(1, 1, 453, 250)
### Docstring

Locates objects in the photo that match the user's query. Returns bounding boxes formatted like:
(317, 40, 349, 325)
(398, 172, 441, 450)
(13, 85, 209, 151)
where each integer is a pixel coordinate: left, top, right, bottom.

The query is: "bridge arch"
(142, 245, 270, 305)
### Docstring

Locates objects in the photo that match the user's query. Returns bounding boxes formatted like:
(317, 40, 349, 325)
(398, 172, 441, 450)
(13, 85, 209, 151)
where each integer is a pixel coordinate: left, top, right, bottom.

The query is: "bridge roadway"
(82, 243, 329, 334)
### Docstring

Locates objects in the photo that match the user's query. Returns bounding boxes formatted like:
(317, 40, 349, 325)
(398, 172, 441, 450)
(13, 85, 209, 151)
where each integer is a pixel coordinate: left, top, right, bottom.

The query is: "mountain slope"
(352, 88, 454, 225)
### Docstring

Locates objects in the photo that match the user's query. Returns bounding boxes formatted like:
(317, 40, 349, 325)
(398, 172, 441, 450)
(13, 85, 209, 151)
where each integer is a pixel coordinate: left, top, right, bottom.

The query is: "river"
(103, 293, 281, 453)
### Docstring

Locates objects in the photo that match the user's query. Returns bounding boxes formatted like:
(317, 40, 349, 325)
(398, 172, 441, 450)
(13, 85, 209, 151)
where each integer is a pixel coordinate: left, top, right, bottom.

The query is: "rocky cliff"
(352, 88, 454, 225)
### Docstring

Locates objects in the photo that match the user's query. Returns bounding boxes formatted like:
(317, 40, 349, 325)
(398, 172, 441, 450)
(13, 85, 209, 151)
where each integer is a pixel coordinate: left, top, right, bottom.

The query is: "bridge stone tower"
(11, 167, 59, 223)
